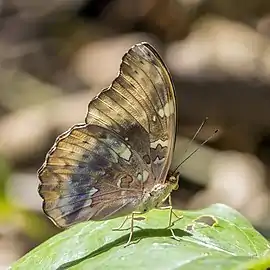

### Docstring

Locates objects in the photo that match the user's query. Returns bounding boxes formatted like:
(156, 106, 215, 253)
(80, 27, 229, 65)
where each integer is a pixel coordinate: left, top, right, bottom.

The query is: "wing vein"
(123, 58, 166, 128)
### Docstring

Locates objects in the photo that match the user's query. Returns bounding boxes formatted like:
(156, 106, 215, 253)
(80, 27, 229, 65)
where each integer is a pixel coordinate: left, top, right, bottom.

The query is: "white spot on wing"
(117, 178, 121, 188)
(153, 156, 165, 164)
(142, 170, 149, 181)
(89, 187, 99, 196)
(137, 173, 142, 181)
(150, 139, 168, 149)
(119, 144, 132, 161)
(158, 108, 164, 118)
(152, 115, 156, 122)
(164, 100, 174, 117)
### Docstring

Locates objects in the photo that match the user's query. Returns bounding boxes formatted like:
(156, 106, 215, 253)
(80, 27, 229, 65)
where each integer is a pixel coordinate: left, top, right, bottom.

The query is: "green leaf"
(12, 204, 270, 270)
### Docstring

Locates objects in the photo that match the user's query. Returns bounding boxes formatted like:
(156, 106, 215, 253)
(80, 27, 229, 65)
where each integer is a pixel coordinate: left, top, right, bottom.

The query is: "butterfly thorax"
(136, 174, 179, 214)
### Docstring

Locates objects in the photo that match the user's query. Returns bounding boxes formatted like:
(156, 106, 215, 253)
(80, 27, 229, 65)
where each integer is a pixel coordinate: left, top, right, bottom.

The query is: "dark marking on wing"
(143, 154, 151, 165)
(150, 144, 167, 160)
(117, 174, 133, 188)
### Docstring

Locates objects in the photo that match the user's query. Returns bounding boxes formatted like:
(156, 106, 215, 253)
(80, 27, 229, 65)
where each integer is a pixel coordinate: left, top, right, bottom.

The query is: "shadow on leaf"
(57, 228, 190, 269)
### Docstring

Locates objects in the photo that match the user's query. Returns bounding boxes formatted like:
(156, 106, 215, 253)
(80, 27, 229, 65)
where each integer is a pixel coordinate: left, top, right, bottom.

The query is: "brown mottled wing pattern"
(86, 43, 176, 184)
(38, 42, 176, 228)
(38, 124, 152, 227)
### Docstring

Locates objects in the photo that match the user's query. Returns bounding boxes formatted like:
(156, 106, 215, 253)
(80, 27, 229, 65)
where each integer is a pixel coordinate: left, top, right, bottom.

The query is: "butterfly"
(38, 42, 180, 246)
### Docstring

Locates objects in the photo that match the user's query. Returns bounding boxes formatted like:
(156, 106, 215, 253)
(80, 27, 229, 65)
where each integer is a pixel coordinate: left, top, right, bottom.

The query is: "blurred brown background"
(1, 0, 270, 267)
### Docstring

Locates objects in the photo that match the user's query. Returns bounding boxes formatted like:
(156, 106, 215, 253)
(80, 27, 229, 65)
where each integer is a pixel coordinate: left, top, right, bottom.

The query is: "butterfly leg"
(123, 211, 146, 247)
(112, 213, 142, 247)
(112, 216, 129, 231)
(158, 195, 183, 228)
(168, 195, 183, 227)
(158, 195, 183, 241)
(158, 206, 180, 240)
(124, 212, 136, 248)
(167, 195, 183, 241)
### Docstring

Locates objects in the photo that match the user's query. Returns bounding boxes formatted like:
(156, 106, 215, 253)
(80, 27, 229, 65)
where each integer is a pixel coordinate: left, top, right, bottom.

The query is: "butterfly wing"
(38, 124, 153, 227)
(38, 42, 176, 228)
(86, 42, 176, 184)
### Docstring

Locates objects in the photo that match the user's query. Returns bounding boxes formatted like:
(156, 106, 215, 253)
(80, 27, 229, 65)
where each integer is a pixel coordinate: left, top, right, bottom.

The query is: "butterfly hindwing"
(38, 124, 154, 227)
(86, 43, 176, 183)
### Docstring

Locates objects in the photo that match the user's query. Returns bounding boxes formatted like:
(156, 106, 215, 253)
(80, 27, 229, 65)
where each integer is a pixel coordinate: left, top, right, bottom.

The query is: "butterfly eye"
(168, 176, 177, 184)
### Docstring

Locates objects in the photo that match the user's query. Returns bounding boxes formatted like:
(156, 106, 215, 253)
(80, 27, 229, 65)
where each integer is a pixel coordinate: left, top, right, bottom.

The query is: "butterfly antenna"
(172, 129, 219, 174)
(182, 117, 208, 156)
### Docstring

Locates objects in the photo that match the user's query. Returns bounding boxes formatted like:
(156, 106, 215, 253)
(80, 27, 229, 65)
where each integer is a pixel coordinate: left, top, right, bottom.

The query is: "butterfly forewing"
(38, 42, 176, 228)
(86, 43, 176, 183)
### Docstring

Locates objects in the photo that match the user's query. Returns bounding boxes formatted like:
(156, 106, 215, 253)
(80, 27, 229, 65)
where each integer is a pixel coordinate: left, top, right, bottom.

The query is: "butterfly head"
(166, 171, 180, 191)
